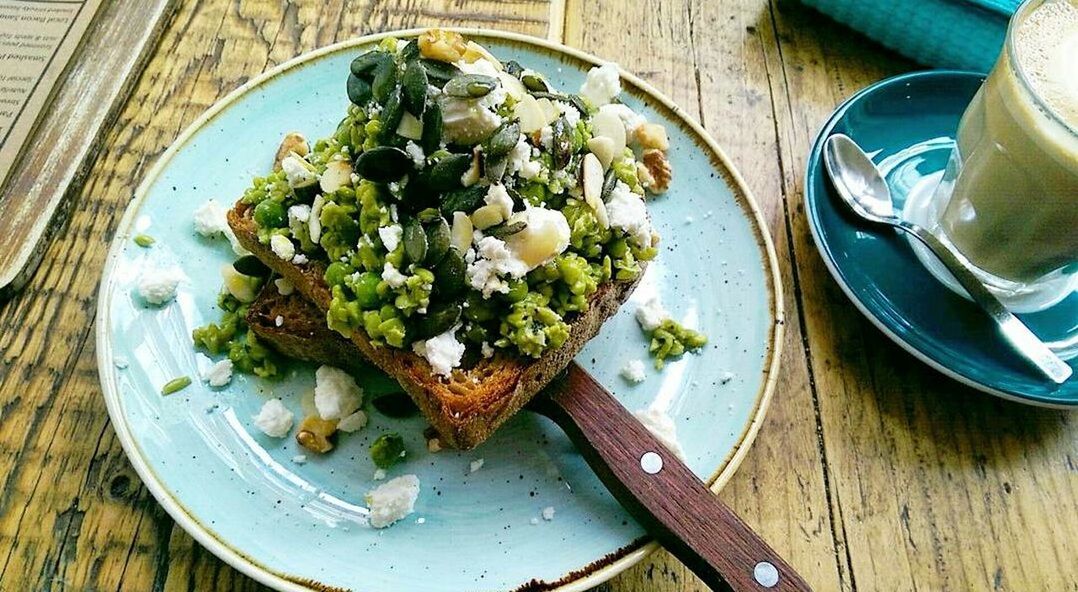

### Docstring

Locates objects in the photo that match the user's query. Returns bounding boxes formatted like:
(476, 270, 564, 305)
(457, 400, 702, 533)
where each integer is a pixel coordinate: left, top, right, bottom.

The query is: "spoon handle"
(532, 363, 812, 592)
(900, 222, 1072, 384)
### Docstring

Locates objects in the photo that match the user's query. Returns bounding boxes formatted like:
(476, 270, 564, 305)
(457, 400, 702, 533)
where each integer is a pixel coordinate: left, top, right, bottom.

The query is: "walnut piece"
(633, 123, 670, 151)
(274, 132, 309, 170)
(419, 29, 467, 63)
(296, 414, 338, 453)
(641, 149, 672, 194)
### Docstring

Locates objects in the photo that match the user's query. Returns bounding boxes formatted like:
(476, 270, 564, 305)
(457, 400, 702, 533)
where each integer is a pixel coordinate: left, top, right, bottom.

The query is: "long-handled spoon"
(823, 133, 1072, 384)
(530, 363, 812, 592)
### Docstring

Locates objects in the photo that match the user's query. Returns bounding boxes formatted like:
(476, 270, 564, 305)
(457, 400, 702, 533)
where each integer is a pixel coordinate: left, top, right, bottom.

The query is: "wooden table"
(1, 1, 1075, 590)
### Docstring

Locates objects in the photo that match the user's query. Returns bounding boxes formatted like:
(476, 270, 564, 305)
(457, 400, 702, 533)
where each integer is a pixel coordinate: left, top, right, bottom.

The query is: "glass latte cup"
(923, 0, 1078, 313)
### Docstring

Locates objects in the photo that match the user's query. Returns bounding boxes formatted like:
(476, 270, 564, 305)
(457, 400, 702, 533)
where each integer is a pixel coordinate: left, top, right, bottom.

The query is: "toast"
(230, 202, 642, 449)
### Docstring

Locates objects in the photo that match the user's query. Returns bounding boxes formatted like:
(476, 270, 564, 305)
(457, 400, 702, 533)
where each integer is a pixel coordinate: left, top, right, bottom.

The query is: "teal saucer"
(805, 70, 1077, 407)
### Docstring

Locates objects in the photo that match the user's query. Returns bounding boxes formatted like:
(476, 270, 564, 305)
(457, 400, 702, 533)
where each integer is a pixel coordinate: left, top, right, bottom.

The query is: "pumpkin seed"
(440, 185, 486, 216)
(233, 255, 271, 277)
(504, 60, 524, 77)
(433, 248, 467, 297)
(403, 219, 427, 263)
(371, 392, 419, 418)
(483, 154, 508, 184)
(399, 39, 420, 62)
(420, 100, 442, 154)
(401, 61, 428, 116)
(133, 234, 155, 248)
(551, 116, 573, 170)
(443, 74, 498, 98)
(506, 186, 526, 211)
(416, 208, 442, 224)
(427, 152, 472, 189)
(414, 301, 462, 339)
(349, 51, 384, 78)
(346, 74, 372, 106)
(371, 56, 397, 103)
(161, 376, 191, 396)
(521, 72, 550, 93)
(484, 120, 520, 158)
(355, 146, 414, 183)
(420, 58, 460, 86)
(602, 167, 618, 202)
(487, 220, 527, 240)
(399, 172, 437, 212)
(379, 86, 405, 141)
(424, 217, 451, 264)
(530, 91, 589, 116)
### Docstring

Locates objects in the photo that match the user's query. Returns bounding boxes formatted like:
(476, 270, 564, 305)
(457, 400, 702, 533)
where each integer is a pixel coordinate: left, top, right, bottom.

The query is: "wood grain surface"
(0, 1, 1074, 591)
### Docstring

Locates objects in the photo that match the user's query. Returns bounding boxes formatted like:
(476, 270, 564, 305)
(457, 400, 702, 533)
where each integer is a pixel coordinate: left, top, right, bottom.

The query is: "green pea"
(505, 279, 529, 303)
(370, 433, 406, 469)
(161, 376, 191, 396)
(324, 261, 351, 287)
(352, 271, 382, 308)
(253, 200, 286, 228)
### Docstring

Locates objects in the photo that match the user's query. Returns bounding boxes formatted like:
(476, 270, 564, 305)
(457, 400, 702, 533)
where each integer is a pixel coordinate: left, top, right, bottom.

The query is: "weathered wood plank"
(763, 1, 1078, 590)
(564, 1, 846, 590)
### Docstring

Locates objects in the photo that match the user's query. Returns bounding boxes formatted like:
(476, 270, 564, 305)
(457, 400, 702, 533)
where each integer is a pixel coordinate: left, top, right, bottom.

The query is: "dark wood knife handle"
(533, 363, 812, 592)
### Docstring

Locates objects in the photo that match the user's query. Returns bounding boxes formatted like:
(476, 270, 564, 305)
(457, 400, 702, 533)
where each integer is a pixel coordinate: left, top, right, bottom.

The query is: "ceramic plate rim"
(805, 69, 1075, 409)
(96, 27, 786, 591)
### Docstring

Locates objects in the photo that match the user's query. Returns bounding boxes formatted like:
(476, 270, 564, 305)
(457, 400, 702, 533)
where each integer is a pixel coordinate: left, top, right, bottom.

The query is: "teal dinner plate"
(805, 70, 1077, 407)
(96, 29, 783, 592)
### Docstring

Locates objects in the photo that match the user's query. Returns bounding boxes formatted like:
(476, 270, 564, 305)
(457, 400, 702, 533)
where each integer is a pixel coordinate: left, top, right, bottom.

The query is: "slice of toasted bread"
(229, 202, 641, 449)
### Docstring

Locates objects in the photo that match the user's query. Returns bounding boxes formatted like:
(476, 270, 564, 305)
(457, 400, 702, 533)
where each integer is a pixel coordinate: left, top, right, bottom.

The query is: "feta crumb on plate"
(469, 458, 485, 473)
(193, 199, 228, 237)
(337, 409, 368, 433)
(365, 474, 420, 528)
(137, 265, 184, 305)
(635, 295, 670, 332)
(541, 506, 556, 521)
(314, 365, 363, 420)
(633, 406, 686, 460)
(253, 399, 293, 438)
(373, 468, 387, 481)
(292, 454, 307, 464)
(203, 359, 233, 388)
(620, 359, 646, 384)
(579, 62, 621, 106)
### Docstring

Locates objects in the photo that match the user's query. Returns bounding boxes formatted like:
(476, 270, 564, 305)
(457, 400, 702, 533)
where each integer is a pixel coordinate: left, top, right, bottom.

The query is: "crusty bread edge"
(228, 202, 642, 449)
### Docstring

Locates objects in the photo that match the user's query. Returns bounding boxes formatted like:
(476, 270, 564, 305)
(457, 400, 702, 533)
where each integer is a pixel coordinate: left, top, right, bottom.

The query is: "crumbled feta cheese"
(416, 517, 426, 524)
(270, 234, 296, 261)
(470, 458, 485, 473)
(484, 184, 514, 220)
(541, 506, 556, 521)
(439, 95, 501, 144)
(287, 204, 311, 226)
(373, 469, 387, 481)
(404, 141, 425, 168)
(337, 409, 368, 433)
(580, 62, 621, 106)
(506, 134, 540, 179)
(602, 103, 647, 135)
(274, 277, 294, 295)
(292, 253, 308, 265)
(633, 406, 686, 460)
(281, 155, 317, 187)
(481, 341, 494, 358)
(365, 475, 420, 528)
(620, 359, 646, 384)
(253, 399, 293, 438)
(539, 125, 553, 150)
(412, 325, 466, 377)
(530, 517, 540, 525)
(204, 359, 233, 388)
(137, 266, 184, 305)
(553, 100, 581, 127)
(314, 365, 363, 420)
(193, 199, 229, 237)
(292, 454, 307, 464)
(465, 236, 529, 297)
(606, 181, 653, 248)
(274, 315, 284, 327)
(635, 295, 670, 332)
(378, 224, 404, 252)
(381, 262, 409, 289)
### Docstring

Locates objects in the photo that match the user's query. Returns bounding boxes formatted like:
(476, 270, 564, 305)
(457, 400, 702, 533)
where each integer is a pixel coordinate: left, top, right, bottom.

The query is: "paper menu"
(0, 0, 102, 190)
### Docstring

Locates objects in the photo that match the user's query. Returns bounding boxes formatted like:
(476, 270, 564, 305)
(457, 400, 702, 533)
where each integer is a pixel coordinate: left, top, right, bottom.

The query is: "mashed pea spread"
(197, 30, 706, 378)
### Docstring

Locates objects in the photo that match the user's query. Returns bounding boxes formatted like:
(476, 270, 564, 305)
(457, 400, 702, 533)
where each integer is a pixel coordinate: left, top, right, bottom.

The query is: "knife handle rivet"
(753, 561, 779, 588)
(640, 451, 663, 474)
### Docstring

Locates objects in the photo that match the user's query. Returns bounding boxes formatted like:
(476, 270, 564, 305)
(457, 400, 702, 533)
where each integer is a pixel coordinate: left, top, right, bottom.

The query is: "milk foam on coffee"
(1014, 0, 1078, 124)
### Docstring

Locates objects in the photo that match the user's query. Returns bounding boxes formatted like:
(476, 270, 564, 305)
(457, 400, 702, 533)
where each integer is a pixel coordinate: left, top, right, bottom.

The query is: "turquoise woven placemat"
(802, 0, 1020, 72)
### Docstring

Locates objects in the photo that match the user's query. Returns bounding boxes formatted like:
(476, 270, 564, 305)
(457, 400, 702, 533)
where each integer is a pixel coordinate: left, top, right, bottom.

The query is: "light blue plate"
(97, 29, 783, 592)
(806, 70, 1077, 407)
